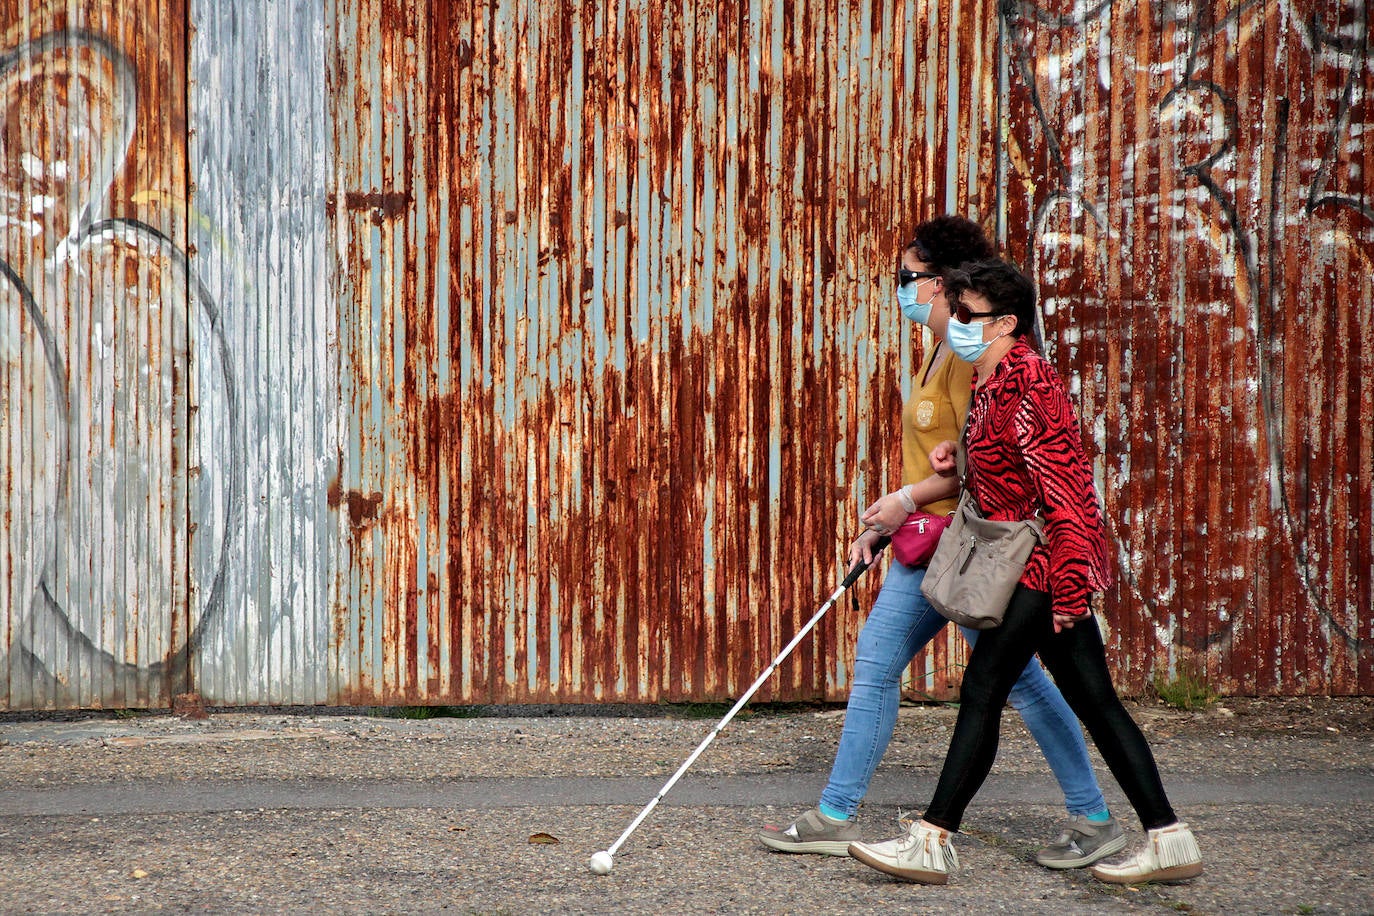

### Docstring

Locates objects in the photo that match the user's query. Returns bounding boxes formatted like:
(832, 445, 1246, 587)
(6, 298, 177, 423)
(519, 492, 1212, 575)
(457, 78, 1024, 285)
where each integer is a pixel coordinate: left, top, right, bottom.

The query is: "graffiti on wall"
(0, 21, 237, 705)
(1001, 0, 1372, 690)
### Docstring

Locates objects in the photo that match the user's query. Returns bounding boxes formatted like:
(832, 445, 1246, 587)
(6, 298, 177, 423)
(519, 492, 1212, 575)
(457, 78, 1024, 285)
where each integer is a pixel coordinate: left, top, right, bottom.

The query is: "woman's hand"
(847, 529, 886, 571)
(1052, 612, 1079, 634)
(929, 440, 959, 476)
(860, 490, 910, 538)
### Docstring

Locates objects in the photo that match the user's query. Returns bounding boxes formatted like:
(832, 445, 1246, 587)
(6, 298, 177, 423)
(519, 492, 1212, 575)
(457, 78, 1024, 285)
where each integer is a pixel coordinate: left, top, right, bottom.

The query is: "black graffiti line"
(2, 27, 241, 691)
(1166, 20, 1281, 654)
(1262, 117, 1367, 654)
(0, 258, 69, 498)
(998, 5, 1172, 636)
(1133, 2, 1365, 656)
(1001, 5, 1072, 186)
(1163, 77, 1242, 196)
(24, 219, 239, 689)
(1180, 0, 1266, 83)
(994, 0, 1365, 659)
(1305, 19, 1372, 221)
(1174, 1, 1374, 223)
(1173, 7, 1367, 655)
(1304, 4, 1366, 55)
(74, 217, 241, 688)
(1003, 0, 1113, 30)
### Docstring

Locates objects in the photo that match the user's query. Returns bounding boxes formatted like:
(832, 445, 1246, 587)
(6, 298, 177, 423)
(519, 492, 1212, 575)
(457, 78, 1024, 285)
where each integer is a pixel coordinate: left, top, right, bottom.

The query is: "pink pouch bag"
(890, 511, 952, 567)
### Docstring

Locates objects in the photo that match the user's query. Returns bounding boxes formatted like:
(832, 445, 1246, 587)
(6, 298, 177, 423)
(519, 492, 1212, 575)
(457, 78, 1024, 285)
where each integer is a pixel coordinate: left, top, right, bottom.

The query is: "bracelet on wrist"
(896, 485, 917, 515)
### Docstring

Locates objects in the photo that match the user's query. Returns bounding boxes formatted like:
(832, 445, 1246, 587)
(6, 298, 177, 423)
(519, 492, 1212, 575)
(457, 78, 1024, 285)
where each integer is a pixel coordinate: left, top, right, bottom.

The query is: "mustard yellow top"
(901, 341, 974, 516)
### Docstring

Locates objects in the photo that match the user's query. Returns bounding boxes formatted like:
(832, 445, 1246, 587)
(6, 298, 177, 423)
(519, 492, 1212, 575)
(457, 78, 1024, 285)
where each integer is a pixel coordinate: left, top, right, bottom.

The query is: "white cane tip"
(588, 850, 614, 875)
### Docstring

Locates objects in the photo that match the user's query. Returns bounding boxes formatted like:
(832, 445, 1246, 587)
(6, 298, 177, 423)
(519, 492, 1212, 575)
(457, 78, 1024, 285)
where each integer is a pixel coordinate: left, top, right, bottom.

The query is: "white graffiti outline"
(1000, 0, 1370, 658)
(0, 28, 239, 700)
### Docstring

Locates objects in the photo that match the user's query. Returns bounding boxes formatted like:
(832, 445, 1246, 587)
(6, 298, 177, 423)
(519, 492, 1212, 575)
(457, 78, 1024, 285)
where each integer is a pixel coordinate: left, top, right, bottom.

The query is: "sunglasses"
(950, 302, 1011, 324)
(897, 267, 940, 286)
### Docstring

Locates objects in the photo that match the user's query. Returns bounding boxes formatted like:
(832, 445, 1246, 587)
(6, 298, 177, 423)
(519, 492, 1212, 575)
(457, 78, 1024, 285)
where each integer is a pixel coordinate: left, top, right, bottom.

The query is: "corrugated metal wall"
(326, 0, 950, 704)
(1, 0, 1370, 710)
(995, 0, 1373, 695)
(185, 0, 335, 706)
(1, 0, 196, 708)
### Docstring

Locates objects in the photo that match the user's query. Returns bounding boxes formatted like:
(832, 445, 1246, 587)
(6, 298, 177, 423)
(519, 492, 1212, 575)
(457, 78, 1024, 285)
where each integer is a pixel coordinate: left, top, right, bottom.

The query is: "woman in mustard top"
(759, 217, 1120, 872)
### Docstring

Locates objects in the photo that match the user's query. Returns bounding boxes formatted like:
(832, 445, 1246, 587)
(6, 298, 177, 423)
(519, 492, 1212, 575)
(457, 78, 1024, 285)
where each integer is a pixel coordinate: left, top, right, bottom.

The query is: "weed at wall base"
(1151, 666, 1217, 712)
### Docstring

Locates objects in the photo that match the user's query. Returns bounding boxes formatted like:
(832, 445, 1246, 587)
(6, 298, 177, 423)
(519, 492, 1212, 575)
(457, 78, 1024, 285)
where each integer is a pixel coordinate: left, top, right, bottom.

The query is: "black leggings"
(922, 586, 1177, 832)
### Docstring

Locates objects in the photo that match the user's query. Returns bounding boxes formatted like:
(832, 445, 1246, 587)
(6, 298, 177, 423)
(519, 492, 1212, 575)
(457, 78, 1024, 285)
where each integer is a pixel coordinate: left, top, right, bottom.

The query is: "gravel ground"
(0, 697, 1370, 914)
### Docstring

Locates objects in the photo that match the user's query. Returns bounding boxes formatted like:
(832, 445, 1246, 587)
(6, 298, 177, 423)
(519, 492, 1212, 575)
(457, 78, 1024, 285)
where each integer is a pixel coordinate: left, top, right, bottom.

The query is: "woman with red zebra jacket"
(847, 258, 1204, 887)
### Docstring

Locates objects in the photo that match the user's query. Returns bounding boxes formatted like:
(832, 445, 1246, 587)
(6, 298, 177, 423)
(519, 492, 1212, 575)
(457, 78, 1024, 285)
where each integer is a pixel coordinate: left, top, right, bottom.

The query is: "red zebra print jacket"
(964, 339, 1113, 618)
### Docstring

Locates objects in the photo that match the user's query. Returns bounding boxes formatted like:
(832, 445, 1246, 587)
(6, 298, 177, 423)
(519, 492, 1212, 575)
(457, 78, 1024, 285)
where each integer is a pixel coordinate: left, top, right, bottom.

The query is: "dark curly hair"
(905, 215, 995, 273)
(942, 257, 1041, 349)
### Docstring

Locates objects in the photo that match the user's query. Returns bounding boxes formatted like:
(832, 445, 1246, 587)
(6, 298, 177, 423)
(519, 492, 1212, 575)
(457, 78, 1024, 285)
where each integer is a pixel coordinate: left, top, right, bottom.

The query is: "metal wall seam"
(382, 1, 414, 704)
(0, 4, 54, 709)
(468, 0, 494, 705)
(294, 0, 332, 707)
(688, 0, 720, 701)
(265, 0, 287, 705)
(332, 0, 365, 703)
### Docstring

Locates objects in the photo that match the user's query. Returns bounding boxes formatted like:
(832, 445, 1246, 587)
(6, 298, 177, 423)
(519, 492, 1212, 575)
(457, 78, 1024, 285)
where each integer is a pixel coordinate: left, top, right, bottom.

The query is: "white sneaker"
(848, 820, 959, 885)
(1090, 822, 1203, 884)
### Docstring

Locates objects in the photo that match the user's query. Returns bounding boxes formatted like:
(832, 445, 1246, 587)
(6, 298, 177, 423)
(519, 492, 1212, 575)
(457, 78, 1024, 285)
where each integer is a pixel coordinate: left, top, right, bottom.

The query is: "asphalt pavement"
(0, 698, 1370, 914)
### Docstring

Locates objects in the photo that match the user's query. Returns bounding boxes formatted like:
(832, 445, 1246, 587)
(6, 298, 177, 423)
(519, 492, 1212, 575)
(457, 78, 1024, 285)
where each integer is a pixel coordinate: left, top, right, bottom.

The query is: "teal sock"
(818, 803, 850, 822)
(1086, 809, 1111, 823)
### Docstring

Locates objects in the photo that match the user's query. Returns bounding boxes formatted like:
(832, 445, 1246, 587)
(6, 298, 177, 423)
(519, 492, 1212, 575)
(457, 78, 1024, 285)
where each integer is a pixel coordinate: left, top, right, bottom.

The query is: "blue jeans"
(819, 560, 1107, 818)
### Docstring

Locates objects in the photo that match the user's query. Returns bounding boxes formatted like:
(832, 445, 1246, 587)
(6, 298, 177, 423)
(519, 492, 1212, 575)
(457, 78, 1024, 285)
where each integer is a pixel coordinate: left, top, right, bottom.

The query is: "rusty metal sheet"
(1, 0, 196, 709)
(996, 0, 1373, 695)
(326, 0, 936, 706)
(327, 0, 1372, 704)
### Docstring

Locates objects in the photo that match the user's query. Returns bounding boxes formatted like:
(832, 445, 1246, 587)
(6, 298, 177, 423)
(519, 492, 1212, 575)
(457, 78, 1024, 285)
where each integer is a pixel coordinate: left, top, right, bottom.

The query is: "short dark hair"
(942, 258, 1040, 346)
(905, 215, 995, 273)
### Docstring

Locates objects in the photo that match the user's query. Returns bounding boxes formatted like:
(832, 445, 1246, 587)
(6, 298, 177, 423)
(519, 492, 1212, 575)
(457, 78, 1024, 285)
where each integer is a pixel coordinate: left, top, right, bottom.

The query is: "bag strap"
(955, 409, 976, 510)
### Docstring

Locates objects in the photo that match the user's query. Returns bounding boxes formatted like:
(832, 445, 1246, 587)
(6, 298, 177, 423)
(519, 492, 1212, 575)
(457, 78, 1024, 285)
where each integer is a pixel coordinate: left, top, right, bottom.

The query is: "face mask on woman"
(946, 316, 1011, 362)
(896, 281, 936, 325)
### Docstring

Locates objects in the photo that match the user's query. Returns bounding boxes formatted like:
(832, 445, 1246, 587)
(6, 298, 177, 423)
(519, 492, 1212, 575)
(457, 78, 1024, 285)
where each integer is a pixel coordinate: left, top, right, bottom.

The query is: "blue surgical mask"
(896, 282, 935, 325)
(946, 317, 1010, 362)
